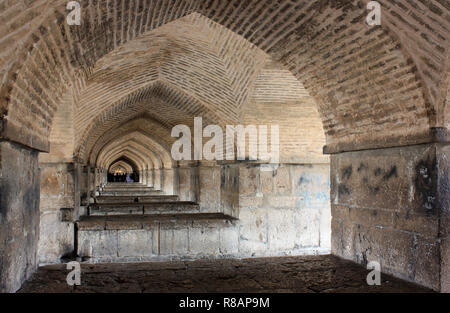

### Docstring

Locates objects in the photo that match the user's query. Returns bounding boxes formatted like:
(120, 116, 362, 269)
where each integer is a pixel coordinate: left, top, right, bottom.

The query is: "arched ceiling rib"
(95, 131, 173, 170)
(86, 116, 175, 165)
(99, 141, 160, 170)
(109, 160, 134, 174)
(76, 81, 220, 160)
(105, 149, 149, 172)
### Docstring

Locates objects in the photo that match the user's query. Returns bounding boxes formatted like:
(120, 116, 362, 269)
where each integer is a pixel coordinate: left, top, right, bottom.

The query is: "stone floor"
(18, 255, 433, 293)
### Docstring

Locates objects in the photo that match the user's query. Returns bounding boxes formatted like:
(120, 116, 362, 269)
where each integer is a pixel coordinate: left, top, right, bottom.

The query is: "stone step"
(100, 190, 164, 196)
(77, 213, 236, 229)
(88, 202, 200, 216)
(95, 195, 180, 204)
(102, 186, 155, 191)
(102, 183, 153, 189)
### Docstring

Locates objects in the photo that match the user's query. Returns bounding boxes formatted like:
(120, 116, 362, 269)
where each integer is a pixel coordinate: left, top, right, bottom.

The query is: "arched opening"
(108, 158, 140, 183)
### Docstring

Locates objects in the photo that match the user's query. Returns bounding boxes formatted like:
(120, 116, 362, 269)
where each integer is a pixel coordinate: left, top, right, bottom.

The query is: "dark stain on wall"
(383, 166, 398, 181)
(338, 184, 351, 196)
(0, 180, 9, 220)
(342, 165, 352, 180)
(374, 168, 382, 177)
(415, 157, 437, 216)
(357, 163, 368, 172)
(368, 185, 380, 194)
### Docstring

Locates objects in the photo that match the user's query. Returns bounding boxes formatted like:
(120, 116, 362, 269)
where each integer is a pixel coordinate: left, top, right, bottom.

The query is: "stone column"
(197, 161, 221, 213)
(162, 168, 176, 195)
(86, 165, 91, 204)
(177, 161, 198, 202)
(73, 162, 81, 213)
(328, 141, 449, 292)
(153, 168, 162, 190)
(146, 168, 153, 187)
(0, 141, 40, 292)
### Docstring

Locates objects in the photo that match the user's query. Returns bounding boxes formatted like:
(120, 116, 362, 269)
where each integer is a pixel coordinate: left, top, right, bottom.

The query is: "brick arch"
(104, 149, 149, 172)
(99, 141, 160, 171)
(1, 0, 448, 154)
(85, 116, 174, 166)
(96, 132, 173, 169)
(77, 82, 222, 163)
(109, 160, 134, 174)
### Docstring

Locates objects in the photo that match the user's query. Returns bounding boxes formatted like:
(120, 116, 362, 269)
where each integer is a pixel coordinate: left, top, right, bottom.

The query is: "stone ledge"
(88, 201, 201, 216)
(324, 128, 449, 155)
(77, 213, 237, 230)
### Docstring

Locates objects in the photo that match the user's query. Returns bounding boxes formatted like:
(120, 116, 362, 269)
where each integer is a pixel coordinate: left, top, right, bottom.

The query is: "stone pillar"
(73, 162, 81, 215)
(146, 169, 153, 187)
(101, 169, 107, 186)
(162, 168, 176, 195)
(198, 161, 221, 213)
(177, 161, 197, 202)
(86, 165, 91, 204)
(220, 163, 239, 218)
(0, 141, 40, 292)
(153, 168, 162, 190)
(328, 142, 449, 292)
(93, 168, 100, 196)
(438, 144, 450, 293)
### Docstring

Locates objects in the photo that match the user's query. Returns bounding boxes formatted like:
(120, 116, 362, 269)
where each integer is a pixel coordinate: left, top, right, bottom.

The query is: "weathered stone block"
(238, 208, 267, 254)
(294, 208, 320, 248)
(78, 230, 118, 258)
(172, 227, 189, 255)
(268, 209, 296, 251)
(414, 237, 441, 291)
(219, 223, 239, 255)
(0, 142, 40, 293)
(239, 165, 259, 196)
(274, 166, 291, 195)
(441, 237, 450, 293)
(260, 170, 274, 194)
(189, 225, 220, 255)
(118, 230, 153, 257)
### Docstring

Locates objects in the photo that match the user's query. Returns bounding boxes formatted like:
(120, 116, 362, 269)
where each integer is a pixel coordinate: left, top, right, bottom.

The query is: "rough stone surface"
(0, 141, 40, 293)
(331, 143, 449, 291)
(38, 163, 75, 265)
(18, 255, 433, 293)
(75, 163, 330, 263)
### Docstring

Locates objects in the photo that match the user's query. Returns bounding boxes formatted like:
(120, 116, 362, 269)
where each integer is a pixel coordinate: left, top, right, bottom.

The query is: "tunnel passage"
(0, 1, 448, 293)
(108, 158, 140, 183)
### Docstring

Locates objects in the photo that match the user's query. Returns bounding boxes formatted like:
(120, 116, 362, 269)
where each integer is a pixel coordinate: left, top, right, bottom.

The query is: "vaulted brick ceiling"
(109, 160, 134, 174)
(1, 0, 448, 155)
(96, 130, 173, 170)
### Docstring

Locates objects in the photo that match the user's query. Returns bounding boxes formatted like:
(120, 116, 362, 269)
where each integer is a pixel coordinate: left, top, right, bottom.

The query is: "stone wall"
(0, 142, 40, 293)
(77, 163, 331, 262)
(38, 163, 75, 265)
(330, 143, 449, 292)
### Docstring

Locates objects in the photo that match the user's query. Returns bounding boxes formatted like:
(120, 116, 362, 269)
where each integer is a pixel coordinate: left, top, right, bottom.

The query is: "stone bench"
(88, 202, 200, 216)
(76, 214, 238, 263)
(95, 195, 179, 204)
